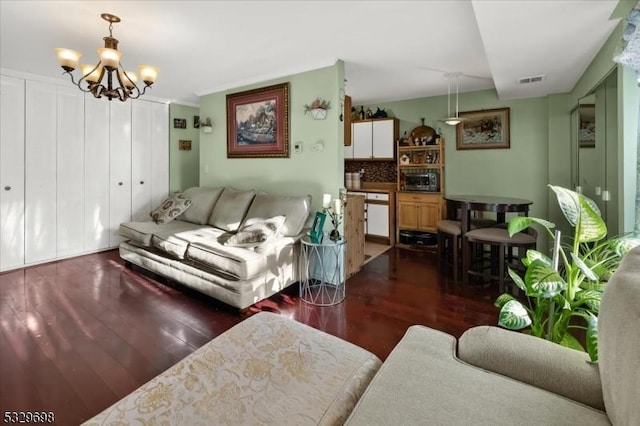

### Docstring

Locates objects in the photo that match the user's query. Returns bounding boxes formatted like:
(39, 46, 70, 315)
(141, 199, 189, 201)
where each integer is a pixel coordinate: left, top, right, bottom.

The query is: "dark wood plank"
(0, 247, 499, 424)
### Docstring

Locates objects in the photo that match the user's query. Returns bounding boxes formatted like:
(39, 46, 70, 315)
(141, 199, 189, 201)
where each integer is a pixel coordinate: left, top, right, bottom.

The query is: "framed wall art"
(226, 82, 289, 158)
(578, 104, 595, 148)
(456, 107, 510, 150)
(173, 118, 187, 129)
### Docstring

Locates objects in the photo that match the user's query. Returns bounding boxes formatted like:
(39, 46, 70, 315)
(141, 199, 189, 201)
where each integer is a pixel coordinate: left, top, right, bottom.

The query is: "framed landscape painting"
(226, 82, 290, 158)
(456, 107, 510, 150)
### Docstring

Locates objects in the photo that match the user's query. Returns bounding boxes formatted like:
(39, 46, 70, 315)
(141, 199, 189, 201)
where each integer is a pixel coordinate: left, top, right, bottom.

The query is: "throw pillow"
(224, 215, 286, 248)
(150, 192, 192, 224)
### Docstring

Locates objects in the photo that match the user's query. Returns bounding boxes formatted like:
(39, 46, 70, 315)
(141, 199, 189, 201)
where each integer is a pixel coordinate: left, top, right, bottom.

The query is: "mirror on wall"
(571, 69, 618, 235)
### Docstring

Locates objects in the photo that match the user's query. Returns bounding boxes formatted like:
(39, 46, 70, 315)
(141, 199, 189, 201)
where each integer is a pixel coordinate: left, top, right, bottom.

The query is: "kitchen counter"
(350, 182, 396, 193)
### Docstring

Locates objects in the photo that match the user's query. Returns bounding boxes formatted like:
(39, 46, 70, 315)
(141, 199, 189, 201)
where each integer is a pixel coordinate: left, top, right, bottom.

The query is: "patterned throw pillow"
(150, 192, 192, 224)
(224, 215, 286, 248)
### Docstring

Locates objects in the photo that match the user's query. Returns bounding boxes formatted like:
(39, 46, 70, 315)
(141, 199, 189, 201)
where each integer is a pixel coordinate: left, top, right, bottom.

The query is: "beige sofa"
(118, 186, 312, 309)
(87, 245, 639, 425)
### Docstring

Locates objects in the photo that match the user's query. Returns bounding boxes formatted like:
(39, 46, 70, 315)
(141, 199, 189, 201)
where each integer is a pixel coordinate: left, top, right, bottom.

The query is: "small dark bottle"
(359, 106, 365, 120)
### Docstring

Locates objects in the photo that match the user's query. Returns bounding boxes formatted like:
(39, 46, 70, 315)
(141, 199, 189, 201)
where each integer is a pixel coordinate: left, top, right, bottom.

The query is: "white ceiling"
(0, 1, 621, 106)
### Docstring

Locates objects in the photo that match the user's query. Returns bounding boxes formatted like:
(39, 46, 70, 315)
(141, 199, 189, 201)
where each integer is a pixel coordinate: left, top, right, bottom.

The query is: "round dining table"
(444, 195, 533, 234)
(444, 195, 534, 284)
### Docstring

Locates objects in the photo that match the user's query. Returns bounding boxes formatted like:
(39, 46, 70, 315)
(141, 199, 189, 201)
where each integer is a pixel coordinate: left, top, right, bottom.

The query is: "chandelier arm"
(64, 71, 93, 93)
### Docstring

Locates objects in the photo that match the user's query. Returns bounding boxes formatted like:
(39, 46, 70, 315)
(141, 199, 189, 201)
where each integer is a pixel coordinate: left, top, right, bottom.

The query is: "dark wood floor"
(0, 247, 499, 425)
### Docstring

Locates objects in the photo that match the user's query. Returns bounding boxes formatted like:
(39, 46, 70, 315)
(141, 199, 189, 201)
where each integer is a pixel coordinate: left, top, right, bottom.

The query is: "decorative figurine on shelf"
(358, 106, 365, 120)
(322, 192, 346, 241)
(372, 107, 388, 118)
(365, 107, 372, 119)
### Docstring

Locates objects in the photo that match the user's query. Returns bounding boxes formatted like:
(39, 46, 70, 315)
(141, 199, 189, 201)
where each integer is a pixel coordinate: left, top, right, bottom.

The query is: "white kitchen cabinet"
(347, 118, 398, 160)
(367, 203, 389, 237)
(56, 86, 85, 258)
(352, 121, 374, 158)
(0, 75, 25, 270)
(84, 96, 111, 251)
(25, 81, 58, 264)
(109, 100, 132, 247)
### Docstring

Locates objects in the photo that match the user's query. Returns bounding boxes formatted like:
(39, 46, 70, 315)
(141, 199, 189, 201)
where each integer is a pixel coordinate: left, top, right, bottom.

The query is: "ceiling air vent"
(518, 75, 546, 84)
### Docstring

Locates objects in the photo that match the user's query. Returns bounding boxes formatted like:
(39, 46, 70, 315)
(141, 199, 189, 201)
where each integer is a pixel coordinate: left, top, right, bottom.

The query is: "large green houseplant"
(495, 185, 639, 362)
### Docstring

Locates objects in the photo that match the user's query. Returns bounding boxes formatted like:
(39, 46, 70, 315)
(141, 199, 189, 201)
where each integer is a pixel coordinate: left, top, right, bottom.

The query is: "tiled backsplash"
(345, 161, 397, 183)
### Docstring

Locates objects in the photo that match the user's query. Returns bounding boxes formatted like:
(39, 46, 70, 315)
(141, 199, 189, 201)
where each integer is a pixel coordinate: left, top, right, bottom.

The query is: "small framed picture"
(173, 118, 187, 129)
(309, 211, 326, 243)
(193, 116, 200, 129)
(179, 140, 192, 151)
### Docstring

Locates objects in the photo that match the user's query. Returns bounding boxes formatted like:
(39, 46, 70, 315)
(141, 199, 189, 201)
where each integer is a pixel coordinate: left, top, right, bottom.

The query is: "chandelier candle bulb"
(322, 193, 332, 208)
(138, 65, 159, 84)
(97, 47, 121, 69)
(118, 70, 138, 88)
(81, 64, 102, 83)
(54, 48, 82, 71)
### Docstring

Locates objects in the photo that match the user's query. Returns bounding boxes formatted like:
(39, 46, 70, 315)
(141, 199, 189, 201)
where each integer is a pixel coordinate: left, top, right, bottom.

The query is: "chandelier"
(54, 13, 158, 102)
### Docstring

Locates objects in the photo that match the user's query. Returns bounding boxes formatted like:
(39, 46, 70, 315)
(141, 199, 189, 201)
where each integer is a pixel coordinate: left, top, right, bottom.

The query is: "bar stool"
(462, 226, 537, 292)
(437, 219, 493, 280)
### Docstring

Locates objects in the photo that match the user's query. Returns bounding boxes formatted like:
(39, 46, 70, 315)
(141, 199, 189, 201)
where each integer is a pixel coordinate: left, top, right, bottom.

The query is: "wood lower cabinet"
(397, 192, 442, 233)
(344, 194, 365, 278)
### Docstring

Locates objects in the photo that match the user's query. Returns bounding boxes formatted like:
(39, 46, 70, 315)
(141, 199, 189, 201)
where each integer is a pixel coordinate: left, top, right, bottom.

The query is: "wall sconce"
(200, 117, 213, 133)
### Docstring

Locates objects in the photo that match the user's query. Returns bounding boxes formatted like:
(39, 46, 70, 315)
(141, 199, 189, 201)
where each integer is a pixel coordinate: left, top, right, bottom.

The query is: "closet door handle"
(118, 182, 123, 186)
(4, 186, 11, 191)
(140, 181, 144, 185)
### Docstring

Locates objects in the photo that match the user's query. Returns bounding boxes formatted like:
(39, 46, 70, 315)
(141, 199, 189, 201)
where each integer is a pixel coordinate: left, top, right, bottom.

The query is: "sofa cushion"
(177, 186, 224, 225)
(150, 192, 192, 224)
(598, 245, 640, 425)
(224, 215, 286, 248)
(186, 238, 269, 280)
(243, 192, 311, 237)
(152, 226, 224, 259)
(208, 187, 256, 232)
(118, 220, 202, 247)
(345, 326, 609, 426)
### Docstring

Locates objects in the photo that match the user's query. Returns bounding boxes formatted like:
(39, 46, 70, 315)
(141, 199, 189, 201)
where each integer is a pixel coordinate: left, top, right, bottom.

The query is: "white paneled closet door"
(131, 100, 153, 220)
(56, 86, 85, 258)
(25, 81, 57, 264)
(0, 75, 25, 270)
(131, 100, 169, 221)
(109, 100, 132, 247)
(150, 102, 169, 207)
(84, 96, 110, 251)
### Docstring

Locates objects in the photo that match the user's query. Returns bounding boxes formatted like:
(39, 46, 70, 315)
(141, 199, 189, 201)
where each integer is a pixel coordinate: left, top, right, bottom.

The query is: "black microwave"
(404, 172, 439, 192)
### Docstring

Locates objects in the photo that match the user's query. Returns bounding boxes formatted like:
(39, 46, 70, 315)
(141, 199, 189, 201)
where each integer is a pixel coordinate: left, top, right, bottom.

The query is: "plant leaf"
(525, 250, 553, 267)
(498, 300, 532, 330)
(507, 268, 527, 292)
(576, 290, 602, 313)
(559, 332, 585, 352)
(525, 259, 566, 298)
(507, 216, 555, 237)
(576, 196, 607, 243)
(585, 314, 599, 362)
(550, 185, 582, 227)
(580, 281, 607, 292)
(612, 237, 640, 256)
(495, 293, 516, 309)
(570, 252, 598, 281)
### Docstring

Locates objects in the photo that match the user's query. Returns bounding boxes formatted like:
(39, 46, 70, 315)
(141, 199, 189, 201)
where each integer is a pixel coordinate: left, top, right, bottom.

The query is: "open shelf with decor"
(395, 137, 445, 250)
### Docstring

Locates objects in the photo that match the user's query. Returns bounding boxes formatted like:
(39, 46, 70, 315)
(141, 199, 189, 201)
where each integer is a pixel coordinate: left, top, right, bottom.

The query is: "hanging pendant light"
(54, 13, 158, 102)
(442, 72, 465, 126)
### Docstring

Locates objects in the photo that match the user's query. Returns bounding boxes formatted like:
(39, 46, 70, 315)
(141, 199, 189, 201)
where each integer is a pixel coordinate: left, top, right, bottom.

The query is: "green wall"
(169, 103, 200, 192)
(363, 90, 550, 223)
(198, 63, 345, 211)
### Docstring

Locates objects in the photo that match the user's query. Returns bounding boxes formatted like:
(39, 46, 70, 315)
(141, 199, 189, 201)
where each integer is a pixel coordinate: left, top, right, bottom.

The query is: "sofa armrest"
(458, 326, 604, 410)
